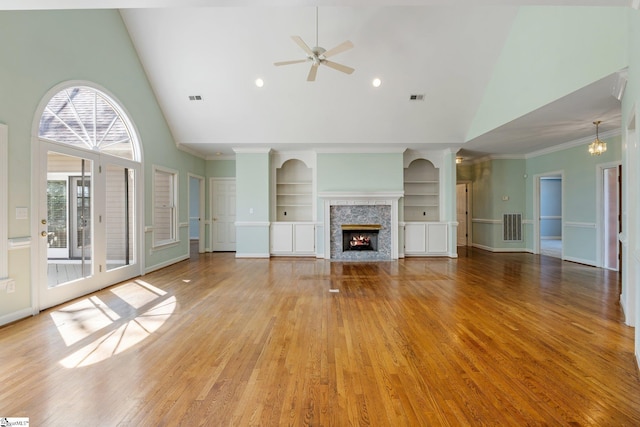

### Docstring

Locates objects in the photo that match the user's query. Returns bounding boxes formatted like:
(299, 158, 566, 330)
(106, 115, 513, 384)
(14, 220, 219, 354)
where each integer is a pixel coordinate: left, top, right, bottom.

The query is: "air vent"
(503, 213, 522, 241)
(409, 94, 424, 101)
(188, 95, 203, 101)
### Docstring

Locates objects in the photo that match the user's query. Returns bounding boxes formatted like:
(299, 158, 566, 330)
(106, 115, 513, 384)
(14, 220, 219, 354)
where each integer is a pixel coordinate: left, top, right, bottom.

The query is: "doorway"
(539, 175, 563, 258)
(210, 178, 236, 252)
(189, 174, 205, 256)
(456, 183, 471, 246)
(35, 84, 142, 310)
(602, 164, 621, 271)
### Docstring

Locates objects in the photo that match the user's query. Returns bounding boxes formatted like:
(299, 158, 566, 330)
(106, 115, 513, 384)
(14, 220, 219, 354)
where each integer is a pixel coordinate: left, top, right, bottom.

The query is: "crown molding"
(526, 128, 621, 159)
(176, 142, 206, 159)
(313, 146, 407, 154)
(232, 147, 272, 154)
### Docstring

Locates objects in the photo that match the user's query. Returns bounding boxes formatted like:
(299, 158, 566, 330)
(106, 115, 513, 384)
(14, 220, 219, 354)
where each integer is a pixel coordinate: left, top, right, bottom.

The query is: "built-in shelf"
(275, 159, 313, 222)
(404, 159, 439, 222)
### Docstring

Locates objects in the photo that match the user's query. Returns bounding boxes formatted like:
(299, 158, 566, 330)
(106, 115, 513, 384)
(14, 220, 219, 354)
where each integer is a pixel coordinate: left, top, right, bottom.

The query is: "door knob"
(41, 231, 47, 237)
(41, 219, 47, 225)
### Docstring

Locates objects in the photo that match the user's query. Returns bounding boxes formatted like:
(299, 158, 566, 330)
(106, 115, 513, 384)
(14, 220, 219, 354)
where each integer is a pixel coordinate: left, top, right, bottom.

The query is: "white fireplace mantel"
(319, 191, 404, 260)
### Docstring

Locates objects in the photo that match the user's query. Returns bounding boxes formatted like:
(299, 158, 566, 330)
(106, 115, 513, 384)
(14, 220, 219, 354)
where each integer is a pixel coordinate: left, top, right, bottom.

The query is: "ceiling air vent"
(188, 95, 203, 101)
(409, 94, 424, 101)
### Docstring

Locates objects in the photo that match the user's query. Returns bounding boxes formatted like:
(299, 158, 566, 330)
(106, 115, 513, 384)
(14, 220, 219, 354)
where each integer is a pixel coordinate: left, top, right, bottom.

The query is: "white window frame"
(152, 165, 179, 248)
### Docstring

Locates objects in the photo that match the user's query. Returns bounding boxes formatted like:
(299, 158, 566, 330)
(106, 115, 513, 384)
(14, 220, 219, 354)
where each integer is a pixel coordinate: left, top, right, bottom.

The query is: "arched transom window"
(39, 86, 138, 161)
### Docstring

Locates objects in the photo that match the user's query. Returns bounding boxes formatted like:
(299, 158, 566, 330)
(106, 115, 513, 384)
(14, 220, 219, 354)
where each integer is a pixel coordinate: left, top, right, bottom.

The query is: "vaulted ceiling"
(3, 0, 630, 159)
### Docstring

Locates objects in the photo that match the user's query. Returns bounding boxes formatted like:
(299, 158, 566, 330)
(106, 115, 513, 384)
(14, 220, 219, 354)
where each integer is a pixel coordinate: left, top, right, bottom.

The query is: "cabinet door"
(271, 223, 293, 253)
(293, 224, 315, 253)
(427, 223, 448, 253)
(404, 223, 427, 253)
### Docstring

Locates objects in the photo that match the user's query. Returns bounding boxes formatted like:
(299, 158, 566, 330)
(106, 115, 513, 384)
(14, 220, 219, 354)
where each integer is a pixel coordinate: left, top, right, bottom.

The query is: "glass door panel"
(105, 164, 135, 271)
(46, 151, 93, 288)
(47, 179, 69, 258)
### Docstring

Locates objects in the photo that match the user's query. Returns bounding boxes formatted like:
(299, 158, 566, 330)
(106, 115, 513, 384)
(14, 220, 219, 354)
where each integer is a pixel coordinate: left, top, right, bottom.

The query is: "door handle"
(41, 231, 47, 237)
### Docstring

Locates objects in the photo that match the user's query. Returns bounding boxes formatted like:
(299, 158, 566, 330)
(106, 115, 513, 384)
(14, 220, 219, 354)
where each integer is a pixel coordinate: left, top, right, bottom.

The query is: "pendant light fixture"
(588, 120, 607, 156)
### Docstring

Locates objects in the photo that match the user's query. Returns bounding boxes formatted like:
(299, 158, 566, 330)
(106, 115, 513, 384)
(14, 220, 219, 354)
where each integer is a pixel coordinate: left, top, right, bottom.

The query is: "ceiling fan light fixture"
(273, 7, 354, 82)
(588, 120, 607, 156)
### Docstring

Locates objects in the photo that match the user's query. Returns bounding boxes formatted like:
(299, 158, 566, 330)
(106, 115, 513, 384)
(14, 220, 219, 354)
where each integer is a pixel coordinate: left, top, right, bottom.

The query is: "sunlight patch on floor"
(50, 280, 176, 368)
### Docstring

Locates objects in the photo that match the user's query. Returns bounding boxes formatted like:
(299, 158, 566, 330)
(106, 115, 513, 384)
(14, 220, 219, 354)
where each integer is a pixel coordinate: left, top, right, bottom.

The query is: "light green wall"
(526, 136, 621, 224)
(317, 153, 404, 192)
(470, 158, 527, 249)
(0, 10, 204, 320)
(207, 159, 236, 178)
(468, 6, 628, 140)
(235, 152, 270, 255)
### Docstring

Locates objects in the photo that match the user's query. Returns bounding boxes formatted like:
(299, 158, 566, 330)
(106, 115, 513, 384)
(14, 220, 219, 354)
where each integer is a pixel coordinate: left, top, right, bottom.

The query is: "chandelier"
(588, 120, 607, 156)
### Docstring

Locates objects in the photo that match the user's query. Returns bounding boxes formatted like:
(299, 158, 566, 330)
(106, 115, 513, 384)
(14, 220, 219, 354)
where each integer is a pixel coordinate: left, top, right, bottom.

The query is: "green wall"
(469, 158, 527, 250)
(468, 6, 628, 140)
(464, 135, 622, 261)
(317, 153, 404, 192)
(0, 10, 204, 320)
(235, 152, 270, 256)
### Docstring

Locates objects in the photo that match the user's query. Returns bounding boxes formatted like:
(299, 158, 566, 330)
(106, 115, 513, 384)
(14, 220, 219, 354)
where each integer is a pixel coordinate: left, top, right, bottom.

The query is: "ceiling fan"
(274, 8, 354, 82)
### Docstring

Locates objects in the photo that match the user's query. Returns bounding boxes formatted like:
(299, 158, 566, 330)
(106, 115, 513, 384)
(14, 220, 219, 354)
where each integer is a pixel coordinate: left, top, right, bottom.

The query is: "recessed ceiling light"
(372, 78, 382, 88)
(255, 78, 264, 88)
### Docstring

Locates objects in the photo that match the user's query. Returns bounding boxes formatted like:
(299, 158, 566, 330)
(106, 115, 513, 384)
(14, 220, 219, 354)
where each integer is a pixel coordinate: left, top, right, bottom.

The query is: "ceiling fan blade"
(291, 36, 315, 57)
(274, 59, 308, 66)
(322, 40, 354, 58)
(322, 60, 355, 75)
(307, 64, 319, 82)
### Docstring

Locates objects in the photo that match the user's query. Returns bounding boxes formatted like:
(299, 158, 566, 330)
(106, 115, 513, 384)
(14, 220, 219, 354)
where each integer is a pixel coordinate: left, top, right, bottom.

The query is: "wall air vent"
(409, 94, 424, 101)
(503, 213, 522, 242)
(188, 95, 203, 101)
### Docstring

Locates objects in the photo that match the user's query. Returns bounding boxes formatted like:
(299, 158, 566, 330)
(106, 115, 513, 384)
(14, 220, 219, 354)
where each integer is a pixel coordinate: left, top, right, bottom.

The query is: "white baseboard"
(235, 253, 270, 259)
(562, 255, 597, 267)
(0, 307, 34, 327)
(472, 243, 530, 253)
(145, 254, 190, 274)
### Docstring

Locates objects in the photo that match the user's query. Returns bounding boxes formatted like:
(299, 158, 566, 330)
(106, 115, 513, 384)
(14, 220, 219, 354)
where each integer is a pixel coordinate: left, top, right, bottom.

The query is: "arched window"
(38, 86, 139, 161)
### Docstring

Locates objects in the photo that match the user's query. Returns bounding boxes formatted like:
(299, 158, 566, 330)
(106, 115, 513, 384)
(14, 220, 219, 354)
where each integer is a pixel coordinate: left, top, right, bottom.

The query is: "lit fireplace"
(341, 224, 381, 252)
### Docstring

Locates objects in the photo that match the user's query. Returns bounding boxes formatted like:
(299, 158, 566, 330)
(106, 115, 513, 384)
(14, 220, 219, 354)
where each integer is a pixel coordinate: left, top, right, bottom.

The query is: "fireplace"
(342, 224, 381, 251)
(319, 192, 403, 261)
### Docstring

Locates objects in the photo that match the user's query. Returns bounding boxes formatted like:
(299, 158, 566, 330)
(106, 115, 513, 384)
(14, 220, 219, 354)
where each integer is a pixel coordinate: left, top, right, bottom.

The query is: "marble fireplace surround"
(319, 192, 403, 260)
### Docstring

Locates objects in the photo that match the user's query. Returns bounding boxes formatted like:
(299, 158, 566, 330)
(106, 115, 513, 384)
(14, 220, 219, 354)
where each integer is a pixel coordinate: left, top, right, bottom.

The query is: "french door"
(38, 142, 140, 310)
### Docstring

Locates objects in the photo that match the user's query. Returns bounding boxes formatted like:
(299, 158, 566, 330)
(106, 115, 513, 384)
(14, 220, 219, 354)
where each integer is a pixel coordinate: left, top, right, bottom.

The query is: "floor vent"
(503, 213, 522, 241)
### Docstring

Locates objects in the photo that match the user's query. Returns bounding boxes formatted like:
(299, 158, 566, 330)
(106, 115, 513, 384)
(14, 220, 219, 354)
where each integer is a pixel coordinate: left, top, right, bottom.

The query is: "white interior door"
(211, 178, 236, 251)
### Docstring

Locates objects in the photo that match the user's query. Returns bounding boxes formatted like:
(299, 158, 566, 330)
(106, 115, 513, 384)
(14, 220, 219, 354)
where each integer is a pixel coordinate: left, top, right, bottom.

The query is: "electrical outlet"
(6, 279, 15, 293)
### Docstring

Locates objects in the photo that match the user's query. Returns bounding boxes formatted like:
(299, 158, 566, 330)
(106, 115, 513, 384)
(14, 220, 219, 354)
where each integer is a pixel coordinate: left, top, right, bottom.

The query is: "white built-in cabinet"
(404, 223, 448, 255)
(271, 222, 316, 255)
(271, 155, 316, 256)
(403, 157, 447, 256)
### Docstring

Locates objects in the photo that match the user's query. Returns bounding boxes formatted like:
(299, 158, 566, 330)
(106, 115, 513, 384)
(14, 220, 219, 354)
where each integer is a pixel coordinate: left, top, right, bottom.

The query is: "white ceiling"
(3, 0, 630, 159)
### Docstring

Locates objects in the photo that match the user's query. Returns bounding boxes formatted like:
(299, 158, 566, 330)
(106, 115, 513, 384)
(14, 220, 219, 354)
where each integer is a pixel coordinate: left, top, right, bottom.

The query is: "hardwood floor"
(1, 249, 639, 426)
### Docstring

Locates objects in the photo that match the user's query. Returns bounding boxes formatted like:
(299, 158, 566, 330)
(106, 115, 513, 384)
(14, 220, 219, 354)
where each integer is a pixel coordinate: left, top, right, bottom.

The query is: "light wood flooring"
(1, 248, 639, 426)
